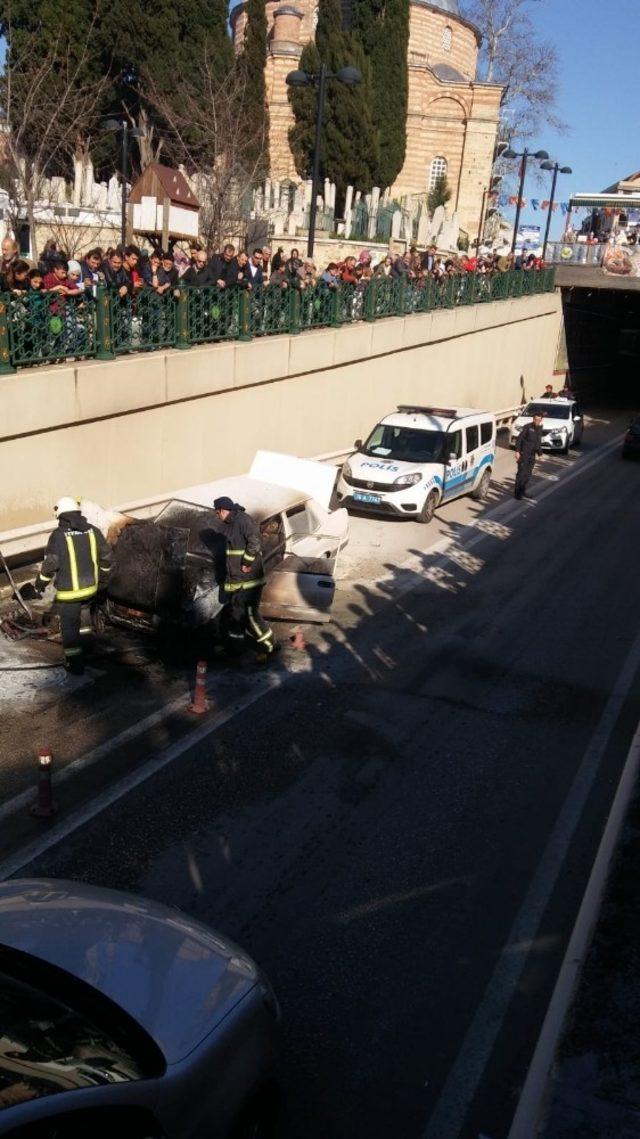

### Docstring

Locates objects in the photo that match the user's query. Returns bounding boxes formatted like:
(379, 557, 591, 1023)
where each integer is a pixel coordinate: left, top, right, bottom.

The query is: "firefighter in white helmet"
(29, 497, 112, 674)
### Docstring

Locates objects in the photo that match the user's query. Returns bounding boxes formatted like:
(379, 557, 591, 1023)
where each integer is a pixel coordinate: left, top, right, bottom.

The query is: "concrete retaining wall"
(0, 291, 562, 535)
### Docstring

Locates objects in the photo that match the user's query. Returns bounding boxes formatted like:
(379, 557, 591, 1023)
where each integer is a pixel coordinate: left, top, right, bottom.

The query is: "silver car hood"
(0, 880, 259, 1065)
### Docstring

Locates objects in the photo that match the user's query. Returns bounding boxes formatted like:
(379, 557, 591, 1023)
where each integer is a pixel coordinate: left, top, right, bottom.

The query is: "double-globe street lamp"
(503, 146, 549, 253)
(286, 65, 361, 258)
(540, 160, 573, 260)
(103, 119, 144, 248)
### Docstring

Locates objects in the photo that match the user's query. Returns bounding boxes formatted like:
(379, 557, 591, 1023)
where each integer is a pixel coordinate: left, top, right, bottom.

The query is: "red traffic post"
(30, 748, 56, 819)
(188, 660, 209, 715)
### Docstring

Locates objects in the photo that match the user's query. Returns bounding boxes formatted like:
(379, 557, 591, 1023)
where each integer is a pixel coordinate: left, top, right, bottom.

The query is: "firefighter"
(29, 496, 112, 674)
(213, 495, 278, 660)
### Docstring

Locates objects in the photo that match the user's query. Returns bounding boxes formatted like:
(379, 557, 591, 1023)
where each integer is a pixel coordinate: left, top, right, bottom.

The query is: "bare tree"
(1, 9, 108, 256)
(147, 55, 268, 252)
(460, 0, 566, 141)
(43, 213, 119, 260)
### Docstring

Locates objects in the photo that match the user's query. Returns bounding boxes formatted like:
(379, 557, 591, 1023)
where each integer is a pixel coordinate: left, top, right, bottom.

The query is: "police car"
(509, 398, 584, 454)
(336, 405, 496, 523)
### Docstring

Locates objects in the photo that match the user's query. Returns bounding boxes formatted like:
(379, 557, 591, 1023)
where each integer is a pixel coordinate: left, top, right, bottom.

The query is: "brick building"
(230, 0, 504, 238)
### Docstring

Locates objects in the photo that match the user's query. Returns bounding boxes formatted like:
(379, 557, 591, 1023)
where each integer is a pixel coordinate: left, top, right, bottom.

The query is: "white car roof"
(167, 476, 311, 521)
(381, 406, 491, 431)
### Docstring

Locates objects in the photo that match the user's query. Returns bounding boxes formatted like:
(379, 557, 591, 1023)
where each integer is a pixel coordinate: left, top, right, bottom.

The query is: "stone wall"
(0, 291, 562, 546)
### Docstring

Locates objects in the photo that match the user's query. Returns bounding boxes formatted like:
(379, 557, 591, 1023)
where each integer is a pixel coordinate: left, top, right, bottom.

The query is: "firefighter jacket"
(221, 508, 264, 593)
(36, 511, 112, 602)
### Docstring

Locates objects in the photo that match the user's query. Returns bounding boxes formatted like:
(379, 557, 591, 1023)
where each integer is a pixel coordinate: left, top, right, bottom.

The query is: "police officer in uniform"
(213, 496, 278, 659)
(30, 497, 112, 674)
(514, 412, 544, 500)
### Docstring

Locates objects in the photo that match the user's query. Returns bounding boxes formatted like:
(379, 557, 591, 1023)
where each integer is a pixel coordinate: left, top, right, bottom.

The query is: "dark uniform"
(34, 510, 112, 673)
(514, 421, 543, 500)
(217, 503, 277, 657)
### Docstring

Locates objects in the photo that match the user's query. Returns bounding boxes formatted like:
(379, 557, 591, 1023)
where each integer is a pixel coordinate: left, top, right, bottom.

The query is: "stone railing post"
(0, 294, 16, 374)
(95, 287, 115, 360)
(175, 287, 191, 350)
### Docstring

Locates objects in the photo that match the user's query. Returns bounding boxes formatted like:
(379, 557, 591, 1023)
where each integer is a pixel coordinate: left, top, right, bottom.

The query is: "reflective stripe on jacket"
(36, 514, 112, 602)
(222, 509, 264, 593)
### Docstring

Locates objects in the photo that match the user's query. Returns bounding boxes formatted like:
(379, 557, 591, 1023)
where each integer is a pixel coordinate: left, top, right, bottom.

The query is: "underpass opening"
(560, 282, 640, 411)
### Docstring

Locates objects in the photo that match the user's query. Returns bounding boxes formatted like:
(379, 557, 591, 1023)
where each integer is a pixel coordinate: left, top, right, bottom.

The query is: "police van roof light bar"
(397, 405, 458, 418)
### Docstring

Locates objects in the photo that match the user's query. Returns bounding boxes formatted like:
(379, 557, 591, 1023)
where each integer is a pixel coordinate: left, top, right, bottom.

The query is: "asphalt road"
(1, 411, 639, 1138)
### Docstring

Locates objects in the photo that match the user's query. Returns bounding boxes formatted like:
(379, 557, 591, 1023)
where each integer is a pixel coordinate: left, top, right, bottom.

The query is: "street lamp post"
(286, 65, 361, 258)
(503, 146, 549, 253)
(104, 119, 144, 247)
(540, 160, 573, 260)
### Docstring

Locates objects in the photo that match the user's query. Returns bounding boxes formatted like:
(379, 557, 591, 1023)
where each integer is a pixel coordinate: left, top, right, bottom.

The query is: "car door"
(571, 401, 584, 442)
(463, 422, 481, 489)
(442, 428, 467, 500)
(261, 503, 345, 624)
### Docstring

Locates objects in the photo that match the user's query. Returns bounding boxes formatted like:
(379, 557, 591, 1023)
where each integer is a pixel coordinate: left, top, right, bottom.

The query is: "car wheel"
(419, 490, 439, 524)
(472, 469, 491, 501)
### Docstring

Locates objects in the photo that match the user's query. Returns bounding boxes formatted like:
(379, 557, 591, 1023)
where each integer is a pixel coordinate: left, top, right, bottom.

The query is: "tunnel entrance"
(561, 282, 640, 410)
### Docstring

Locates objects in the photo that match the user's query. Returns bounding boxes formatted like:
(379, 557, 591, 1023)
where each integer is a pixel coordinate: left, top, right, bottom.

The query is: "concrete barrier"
(0, 291, 562, 548)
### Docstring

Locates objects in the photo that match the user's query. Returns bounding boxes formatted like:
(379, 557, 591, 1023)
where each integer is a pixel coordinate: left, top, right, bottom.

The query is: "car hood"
(513, 416, 569, 432)
(0, 880, 260, 1066)
(348, 455, 441, 484)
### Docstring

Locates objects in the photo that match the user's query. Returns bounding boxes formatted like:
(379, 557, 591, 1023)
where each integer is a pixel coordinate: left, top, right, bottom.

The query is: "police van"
(336, 405, 496, 523)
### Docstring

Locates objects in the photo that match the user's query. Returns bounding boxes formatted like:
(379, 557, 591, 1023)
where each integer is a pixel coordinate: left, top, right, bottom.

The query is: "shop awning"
(569, 193, 640, 210)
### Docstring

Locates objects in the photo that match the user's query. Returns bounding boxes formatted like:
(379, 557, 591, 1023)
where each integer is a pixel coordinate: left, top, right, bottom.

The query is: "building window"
(442, 25, 452, 52)
(429, 156, 448, 189)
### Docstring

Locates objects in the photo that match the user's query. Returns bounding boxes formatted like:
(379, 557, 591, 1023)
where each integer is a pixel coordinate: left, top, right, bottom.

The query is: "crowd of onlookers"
(0, 233, 548, 360)
(0, 235, 547, 298)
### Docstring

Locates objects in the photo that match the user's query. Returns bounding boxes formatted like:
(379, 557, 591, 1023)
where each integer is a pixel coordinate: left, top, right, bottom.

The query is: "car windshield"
(523, 402, 571, 420)
(363, 425, 446, 463)
(0, 968, 147, 1109)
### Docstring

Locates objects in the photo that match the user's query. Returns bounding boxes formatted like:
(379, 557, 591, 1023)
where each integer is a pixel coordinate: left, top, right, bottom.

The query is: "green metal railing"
(0, 268, 556, 373)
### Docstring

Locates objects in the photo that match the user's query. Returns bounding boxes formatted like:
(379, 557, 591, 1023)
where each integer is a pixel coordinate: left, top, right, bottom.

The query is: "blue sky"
(503, 0, 640, 240)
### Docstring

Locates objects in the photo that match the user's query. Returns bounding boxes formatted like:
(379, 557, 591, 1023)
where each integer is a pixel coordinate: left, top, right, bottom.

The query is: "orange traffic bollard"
(30, 748, 56, 818)
(188, 660, 209, 714)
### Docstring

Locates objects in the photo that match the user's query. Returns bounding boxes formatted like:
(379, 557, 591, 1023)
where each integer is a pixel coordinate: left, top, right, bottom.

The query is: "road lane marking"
(368, 435, 623, 609)
(507, 715, 640, 1138)
(422, 613, 640, 1139)
(0, 675, 282, 881)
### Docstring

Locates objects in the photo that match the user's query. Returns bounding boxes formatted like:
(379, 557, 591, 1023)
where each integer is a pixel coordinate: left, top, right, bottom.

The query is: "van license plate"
(353, 492, 381, 505)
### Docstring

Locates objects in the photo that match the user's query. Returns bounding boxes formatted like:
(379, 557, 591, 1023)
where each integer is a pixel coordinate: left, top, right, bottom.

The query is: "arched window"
(429, 156, 448, 190)
(442, 25, 452, 52)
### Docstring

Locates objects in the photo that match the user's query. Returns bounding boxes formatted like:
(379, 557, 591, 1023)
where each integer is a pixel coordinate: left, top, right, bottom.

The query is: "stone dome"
(414, 0, 460, 14)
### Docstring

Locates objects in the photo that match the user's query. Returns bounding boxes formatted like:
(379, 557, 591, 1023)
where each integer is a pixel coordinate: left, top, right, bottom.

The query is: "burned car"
(104, 452, 349, 632)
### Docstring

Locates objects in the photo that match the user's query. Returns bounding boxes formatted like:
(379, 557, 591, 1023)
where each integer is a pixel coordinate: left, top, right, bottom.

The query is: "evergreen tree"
(349, 0, 409, 190)
(289, 0, 379, 204)
(1, 0, 101, 167)
(96, 0, 234, 174)
(428, 174, 452, 215)
(237, 0, 270, 181)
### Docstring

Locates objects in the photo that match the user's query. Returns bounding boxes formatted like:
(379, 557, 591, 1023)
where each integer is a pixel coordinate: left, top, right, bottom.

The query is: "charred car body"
(103, 452, 349, 632)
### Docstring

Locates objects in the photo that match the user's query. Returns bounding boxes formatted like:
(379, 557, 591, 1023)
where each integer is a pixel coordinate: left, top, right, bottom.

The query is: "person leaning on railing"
(181, 249, 213, 287)
(209, 244, 240, 289)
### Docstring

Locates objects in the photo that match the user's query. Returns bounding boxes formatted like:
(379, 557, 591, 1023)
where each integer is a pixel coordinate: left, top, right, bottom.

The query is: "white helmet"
(54, 496, 79, 515)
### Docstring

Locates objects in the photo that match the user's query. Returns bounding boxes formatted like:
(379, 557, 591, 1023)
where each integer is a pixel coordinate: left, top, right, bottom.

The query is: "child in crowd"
(11, 260, 31, 294)
(23, 268, 48, 357)
(66, 261, 85, 293)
